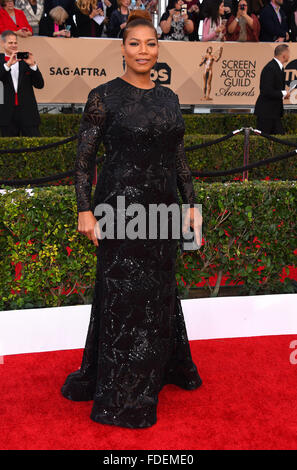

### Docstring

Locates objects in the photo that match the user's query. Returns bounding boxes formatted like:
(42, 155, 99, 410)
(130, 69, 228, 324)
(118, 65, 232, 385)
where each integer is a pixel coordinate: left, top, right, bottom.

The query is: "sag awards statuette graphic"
(199, 46, 223, 101)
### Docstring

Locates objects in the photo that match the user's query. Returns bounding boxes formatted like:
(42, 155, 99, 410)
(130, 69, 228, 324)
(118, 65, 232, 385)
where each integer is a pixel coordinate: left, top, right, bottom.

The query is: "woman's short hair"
(49, 6, 69, 25)
(0, 0, 15, 6)
(122, 10, 158, 44)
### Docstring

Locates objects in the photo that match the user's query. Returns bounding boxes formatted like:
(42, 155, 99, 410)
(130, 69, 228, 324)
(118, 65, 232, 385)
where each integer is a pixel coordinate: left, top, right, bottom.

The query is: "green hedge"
(0, 181, 296, 310)
(37, 113, 297, 137)
(0, 137, 77, 182)
(1, 135, 296, 183)
(183, 113, 297, 135)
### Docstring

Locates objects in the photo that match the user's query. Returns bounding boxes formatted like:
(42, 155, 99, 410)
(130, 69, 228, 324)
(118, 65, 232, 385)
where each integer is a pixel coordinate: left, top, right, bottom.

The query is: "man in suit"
(254, 44, 290, 135)
(259, 0, 289, 41)
(0, 29, 44, 136)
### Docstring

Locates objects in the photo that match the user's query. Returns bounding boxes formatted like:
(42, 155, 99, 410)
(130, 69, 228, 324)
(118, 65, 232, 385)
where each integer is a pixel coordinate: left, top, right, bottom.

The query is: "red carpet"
(1, 335, 297, 450)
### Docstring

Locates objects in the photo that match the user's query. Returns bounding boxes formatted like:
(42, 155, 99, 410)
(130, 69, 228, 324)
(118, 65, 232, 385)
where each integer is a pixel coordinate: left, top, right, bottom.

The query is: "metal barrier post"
(243, 128, 250, 180)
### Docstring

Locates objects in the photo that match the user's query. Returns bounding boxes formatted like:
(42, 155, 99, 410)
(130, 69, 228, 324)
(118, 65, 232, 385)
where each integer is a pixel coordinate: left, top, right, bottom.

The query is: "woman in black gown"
(61, 10, 203, 429)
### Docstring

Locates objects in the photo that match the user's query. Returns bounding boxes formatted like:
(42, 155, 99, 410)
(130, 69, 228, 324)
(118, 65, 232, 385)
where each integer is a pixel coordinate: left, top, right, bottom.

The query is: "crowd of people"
(0, 0, 296, 41)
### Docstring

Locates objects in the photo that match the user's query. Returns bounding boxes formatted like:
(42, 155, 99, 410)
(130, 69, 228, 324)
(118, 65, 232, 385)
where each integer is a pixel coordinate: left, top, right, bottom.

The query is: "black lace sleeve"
(75, 88, 106, 213)
(174, 96, 197, 208)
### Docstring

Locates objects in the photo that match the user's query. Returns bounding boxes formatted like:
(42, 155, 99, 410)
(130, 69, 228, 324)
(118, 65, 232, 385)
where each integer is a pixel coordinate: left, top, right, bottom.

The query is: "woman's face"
(121, 25, 159, 76)
(4, 0, 15, 10)
(174, 0, 184, 11)
(120, 0, 131, 7)
(238, 0, 248, 12)
(219, 1, 225, 16)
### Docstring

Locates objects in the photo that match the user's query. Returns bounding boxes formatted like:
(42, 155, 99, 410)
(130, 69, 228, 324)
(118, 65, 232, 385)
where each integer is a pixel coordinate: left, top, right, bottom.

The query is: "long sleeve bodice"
(74, 77, 197, 216)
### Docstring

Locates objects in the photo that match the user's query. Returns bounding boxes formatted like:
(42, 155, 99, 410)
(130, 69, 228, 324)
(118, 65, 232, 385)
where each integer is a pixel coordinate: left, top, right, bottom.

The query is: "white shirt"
(274, 57, 287, 97)
(3, 59, 38, 94)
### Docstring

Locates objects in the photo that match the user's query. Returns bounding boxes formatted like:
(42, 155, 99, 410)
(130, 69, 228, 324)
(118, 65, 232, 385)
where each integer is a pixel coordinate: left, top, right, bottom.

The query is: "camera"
(240, 4, 245, 9)
(181, 3, 187, 14)
(16, 52, 29, 60)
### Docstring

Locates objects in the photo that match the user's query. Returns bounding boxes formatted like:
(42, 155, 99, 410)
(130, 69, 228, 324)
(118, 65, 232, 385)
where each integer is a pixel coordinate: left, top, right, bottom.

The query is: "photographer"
(183, 0, 202, 41)
(226, 0, 260, 41)
(0, 29, 44, 136)
(159, 0, 194, 41)
(201, 0, 226, 41)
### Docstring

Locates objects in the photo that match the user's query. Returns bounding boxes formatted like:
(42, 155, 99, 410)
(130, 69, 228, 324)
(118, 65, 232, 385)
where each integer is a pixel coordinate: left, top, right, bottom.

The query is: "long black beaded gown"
(61, 76, 202, 428)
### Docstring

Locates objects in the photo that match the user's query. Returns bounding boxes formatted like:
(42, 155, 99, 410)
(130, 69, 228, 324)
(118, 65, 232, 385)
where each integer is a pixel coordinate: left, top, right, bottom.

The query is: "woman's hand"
(189, 4, 199, 13)
(16, 28, 31, 37)
(215, 24, 225, 34)
(120, 21, 127, 29)
(78, 211, 101, 246)
(182, 206, 203, 248)
(53, 29, 70, 37)
(89, 7, 104, 18)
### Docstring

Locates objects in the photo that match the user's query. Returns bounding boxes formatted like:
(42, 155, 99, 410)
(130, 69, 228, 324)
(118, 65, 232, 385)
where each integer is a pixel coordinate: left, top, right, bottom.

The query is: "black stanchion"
(252, 128, 297, 147)
(0, 135, 78, 154)
(243, 128, 250, 181)
(191, 148, 297, 177)
(0, 156, 104, 187)
(184, 129, 242, 152)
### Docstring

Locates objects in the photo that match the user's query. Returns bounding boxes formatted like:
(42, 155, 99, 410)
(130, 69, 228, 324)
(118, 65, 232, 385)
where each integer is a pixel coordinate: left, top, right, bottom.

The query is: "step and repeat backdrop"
(14, 37, 297, 105)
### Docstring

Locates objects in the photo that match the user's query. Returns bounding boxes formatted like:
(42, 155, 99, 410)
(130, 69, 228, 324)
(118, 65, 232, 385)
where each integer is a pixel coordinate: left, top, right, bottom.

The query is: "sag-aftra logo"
(49, 67, 107, 76)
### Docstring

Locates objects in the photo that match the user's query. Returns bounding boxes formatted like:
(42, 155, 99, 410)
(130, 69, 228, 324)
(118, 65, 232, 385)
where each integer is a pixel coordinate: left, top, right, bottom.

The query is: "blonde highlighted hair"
(76, 0, 98, 15)
(49, 6, 69, 25)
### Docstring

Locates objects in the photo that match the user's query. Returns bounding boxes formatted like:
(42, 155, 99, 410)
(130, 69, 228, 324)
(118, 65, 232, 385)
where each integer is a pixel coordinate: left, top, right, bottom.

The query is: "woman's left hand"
(189, 5, 199, 13)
